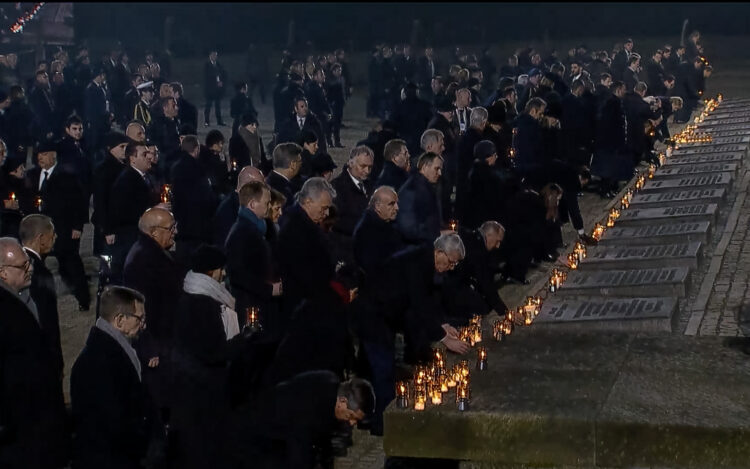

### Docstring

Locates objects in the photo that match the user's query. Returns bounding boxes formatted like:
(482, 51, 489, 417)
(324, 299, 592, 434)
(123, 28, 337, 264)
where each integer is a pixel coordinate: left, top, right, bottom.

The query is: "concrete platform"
(578, 241, 702, 271)
(384, 333, 750, 468)
(598, 222, 711, 246)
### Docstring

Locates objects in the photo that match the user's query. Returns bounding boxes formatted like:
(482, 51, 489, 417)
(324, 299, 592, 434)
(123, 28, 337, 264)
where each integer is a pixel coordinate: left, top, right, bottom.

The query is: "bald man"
(0, 237, 68, 468)
(353, 186, 404, 275)
(122, 207, 185, 409)
(213, 165, 264, 248)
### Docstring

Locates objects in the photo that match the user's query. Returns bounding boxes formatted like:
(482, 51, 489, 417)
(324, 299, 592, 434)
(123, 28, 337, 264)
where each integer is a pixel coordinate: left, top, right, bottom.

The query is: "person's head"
(420, 129, 445, 157)
(205, 130, 225, 154)
(331, 63, 342, 78)
(5, 155, 25, 179)
(383, 139, 410, 172)
(433, 232, 465, 273)
(189, 244, 226, 282)
(161, 97, 178, 119)
(99, 286, 146, 340)
(550, 62, 566, 78)
(272, 142, 303, 178)
(570, 79, 585, 97)
(611, 80, 626, 99)
(313, 67, 325, 84)
(469, 107, 488, 131)
(570, 61, 582, 76)
(369, 186, 399, 222)
(624, 38, 634, 52)
(104, 132, 130, 161)
(125, 142, 150, 172)
(296, 129, 319, 155)
(670, 96, 684, 111)
(431, 75, 444, 95)
(181, 135, 201, 158)
(36, 143, 57, 170)
(634, 81, 648, 97)
(652, 49, 663, 63)
(126, 121, 146, 142)
(600, 72, 613, 88)
(138, 82, 154, 102)
(268, 188, 287, 222)
(508, 54, 519, 66)
(473, 140, 497, 166)
(628, 55, 640, 70)
(335, 378, 375, 426)
(241, 112, 259, 132)
(235, 81, 248, 95)
(297, 177, 336, 224)
(454, 88, 471, 108)
(478, 220, 505, 251)
(0, 237, 32, 291)
(64, 115, 84, 140)
(692, 56, 703, 69)
(417, 152, 443, 184)
(209, 50, 218, 62)
(170, 82, 184, 100)
(662, 45, 672, 59)
(159, 82, 173, 99)
(138, 207, 176, 250)
(19, 214, 56, 256)
(35, 70, 49, 87)
(239, 181, 271, 219)
(347, 145, 374, 181)
(236, 165, 264, 191)
(689, 30, 700, 44)
(293, 97, 308, 118)
(525, 97, 547, 120)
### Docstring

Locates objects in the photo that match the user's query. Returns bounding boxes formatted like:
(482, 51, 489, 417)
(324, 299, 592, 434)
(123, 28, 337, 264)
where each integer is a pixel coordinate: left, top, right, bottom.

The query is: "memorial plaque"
(666, 153, 743, 166)
(678, 136, 750, 147)
(532, 297, 678, 332)
(703, 129, 750, 138)
(699, 124, 750, 133)
(640, 173, 732, 193)
(672, 144, 747, 156)
(557, 267, 691, 298)
(654, 163, 738, 178)
(705, 112, 750, 120)
(615, 203, 717, 226)
(578, 241, 702, 271)
(701, 117, 750, 126)
(598, 222, 711, 246)
(630, 188, 725, 207)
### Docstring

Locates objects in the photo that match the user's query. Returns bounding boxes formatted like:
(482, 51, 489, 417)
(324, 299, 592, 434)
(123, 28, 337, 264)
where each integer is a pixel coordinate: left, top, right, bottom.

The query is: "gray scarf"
(238, 125, 262, 166)
(183, 271, 239, 339)
(95, 317, 142, 381)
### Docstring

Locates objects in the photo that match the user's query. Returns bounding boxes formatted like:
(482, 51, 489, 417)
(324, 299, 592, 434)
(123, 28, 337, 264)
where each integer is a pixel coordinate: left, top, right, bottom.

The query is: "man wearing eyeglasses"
(0, 237, 69, 469)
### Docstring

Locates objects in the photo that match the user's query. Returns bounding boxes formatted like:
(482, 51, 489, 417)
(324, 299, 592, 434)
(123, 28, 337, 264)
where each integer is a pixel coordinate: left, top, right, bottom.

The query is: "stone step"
(639, 172, 733, 193)
(615, 203, 718, 226)
(698, 124, 750, 132)
(556, 266, 691, 298)
(654, 162, 739, 178)
(629, 188, 726, 207)
(598, 221, 711, 246)
(674, 136, 750, 147)
(578, 241, 702, 271)
(672, 144, 748, 156)
(532, 297, 678, 332)
(665, 152, 743, 166)
(702, 129, 750, 138)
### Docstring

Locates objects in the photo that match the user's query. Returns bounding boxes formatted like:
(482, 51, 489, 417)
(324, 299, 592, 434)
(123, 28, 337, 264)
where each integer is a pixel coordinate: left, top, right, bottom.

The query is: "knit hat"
(473, 140, 497, 160)
(189, 244, 226, 273)
(104, 132, 131, 149)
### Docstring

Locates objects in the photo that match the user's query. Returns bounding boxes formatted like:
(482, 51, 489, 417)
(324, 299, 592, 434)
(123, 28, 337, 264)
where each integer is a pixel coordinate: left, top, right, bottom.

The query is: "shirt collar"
(132, 165, 146, 178)
(42, 163, 56, 177)
(347, 168, 363, 186)
(22, 246, 40, 260)
(272, 170, 289, 182)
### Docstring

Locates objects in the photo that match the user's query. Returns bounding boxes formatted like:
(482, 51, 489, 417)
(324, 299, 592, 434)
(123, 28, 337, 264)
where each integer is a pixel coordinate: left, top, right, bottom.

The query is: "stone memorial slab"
(557, 267, 690, 298)
(640, 173, 732, 193)
(615, 203, 717, 226)
(698, 124, 750, 133)
(677, 136, 750, 147)
(705, 112, 750, 120)
(630, 188, 725, 207)
(533, 297, 678, 332)
(672, 144, 747, 156)
(654, 163, 738, 178)
(703, 129, 750, 138)
(598, 222, 711, 246)
(701, 116, 750, 126)
(666, 153, 743, 166)
(578, 241, 702, 271)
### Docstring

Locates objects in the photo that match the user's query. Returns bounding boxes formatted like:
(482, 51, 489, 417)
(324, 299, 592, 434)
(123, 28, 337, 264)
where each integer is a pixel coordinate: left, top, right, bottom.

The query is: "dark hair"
(99, 285, 145, 322)
(416, 151, 443, 170)
(235, 81, 248, 92)
(18, 214, 53, 244)
(337, 378, 376, 415)
(160, 96, 176, 110)
(238, 180, 269, 206)
(663, 74, 675, 82)
(65, 114, 83, 128)
(205, 129, 224, 148)
(170, 82, 184, 96)
(180, 135, 200, 154)
(125, 141, 146, 162)
(296, 129, 318, 146)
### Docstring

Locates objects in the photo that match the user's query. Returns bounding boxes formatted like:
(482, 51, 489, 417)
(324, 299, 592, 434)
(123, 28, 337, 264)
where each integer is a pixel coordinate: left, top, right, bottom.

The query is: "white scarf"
(183, 271, 240, 339)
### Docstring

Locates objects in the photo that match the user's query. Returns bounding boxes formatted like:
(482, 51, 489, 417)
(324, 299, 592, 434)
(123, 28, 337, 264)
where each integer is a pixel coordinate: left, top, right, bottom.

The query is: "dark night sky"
(73, 3, 750, 56)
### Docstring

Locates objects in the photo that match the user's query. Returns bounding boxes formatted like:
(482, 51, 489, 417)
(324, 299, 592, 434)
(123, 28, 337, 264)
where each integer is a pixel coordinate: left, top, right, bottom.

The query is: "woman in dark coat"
(171, 245, 257, 469)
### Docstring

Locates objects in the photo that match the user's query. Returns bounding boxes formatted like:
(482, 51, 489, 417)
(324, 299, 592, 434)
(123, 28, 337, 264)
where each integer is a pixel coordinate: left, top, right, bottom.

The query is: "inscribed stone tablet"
(666, 153, 743, 166)
(677, 136, 750, 147)
(629, 189, 725, 207)
(557, 267, 690, 298)
(704, 129, 750, 138)
(533, 297, 678, 332)
(654, 163, 738, 178)
(673, 144, 746, 156)
(640, 173, 732, 193)
(598, 222, 710, 246)
(578, 241, 702, 271)
(616, 204, 717, 226)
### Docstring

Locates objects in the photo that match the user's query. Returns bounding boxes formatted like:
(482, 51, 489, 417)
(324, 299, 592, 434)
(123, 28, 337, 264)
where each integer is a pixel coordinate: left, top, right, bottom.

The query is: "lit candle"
(460, 360, 470, 378)
(472, 326, 482, 344)
(246, 306, 261, 330)
(232, 159, 238, 171)
(34, 195, 42, 210)
(161, 184, 172, 204)
(493, 320, 504, 341)
(567, 253, 578, 269)
(396, 381, 409, 408)
(431, 390, 442, 405)
(476, 346, 488, 371)
(9, 192, 15, 201)
(448, 219, 458, 231)
(414, 398, 425, 411)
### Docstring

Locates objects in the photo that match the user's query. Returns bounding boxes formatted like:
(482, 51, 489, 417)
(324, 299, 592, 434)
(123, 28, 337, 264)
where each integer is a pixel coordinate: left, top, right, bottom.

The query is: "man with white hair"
(0, 237, 68, 468)
(353, 232, 471, 436)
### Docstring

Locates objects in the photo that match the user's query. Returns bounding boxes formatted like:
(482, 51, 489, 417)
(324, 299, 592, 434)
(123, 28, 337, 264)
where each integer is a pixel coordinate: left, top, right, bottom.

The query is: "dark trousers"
(111, 227, 138, 284)
(331, 105, 343, 144)
(53, 238, 90, 307)
(248, 77, 266, 105)
(204, 97, 224, 125)
(361, 340, 395, 436)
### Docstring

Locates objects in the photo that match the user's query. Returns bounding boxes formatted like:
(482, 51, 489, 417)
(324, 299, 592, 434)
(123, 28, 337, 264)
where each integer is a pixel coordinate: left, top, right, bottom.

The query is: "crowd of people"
(0, 27, 710, 469)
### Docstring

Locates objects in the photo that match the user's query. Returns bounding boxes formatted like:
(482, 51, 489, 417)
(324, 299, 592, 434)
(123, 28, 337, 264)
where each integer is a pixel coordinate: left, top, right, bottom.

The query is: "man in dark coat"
(266, 142, 302, 208)
(611, 38, 633, 80)
(83, 66, 113, 155)
(213, 166, 264, 248)
(352, 186, 404, 275)
(330, 146, 375, 264)
(91, 132, 130, 257)
(513, 97, 547, 180)
(56, 115, 92, 196)
(203, 50, 228, 127)
(148, 97, 181, 175)
(455, 107, 488, 222)
(225, 181, 283, 334)
(395, 151, 444, 246)
(392, 83, 433, 157)
(327, 63, 347, 148)
(541, 160, 593, 243)
(415, 46, 439, 101)
(674, 56, 703, 123)
(109, 142, 160, 282)
(123, 208, 185, 411)
(170, 136, 218, 264)
(645, 50, 665, 95)
(465, 140, 509, 229)
(27, 142, 90, 310)
(593, 81, 629, 196)
(305, 68, 332, 146)
(559, 79, 592, 166)
(20, 215, 64, 381)
(0, 237, 68, 469)
(70, 285, 156, 469)
(277, 177, 336, 322)
(356, 120, 399, 180)
(622, 55, 640, 92)
(28, 70, 57, 141)
(623, 82, 654, 166)
(171, 82, 197, 132)
(277, 97, 327, 154)
(375, 138, 410, 190)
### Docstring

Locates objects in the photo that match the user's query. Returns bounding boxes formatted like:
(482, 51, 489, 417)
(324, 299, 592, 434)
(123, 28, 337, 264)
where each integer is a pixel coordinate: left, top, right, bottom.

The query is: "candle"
(472, 326, 482, 344)
(460, 360, 470, 378)
(440, 374, 449, 393)
(34, 195, 42, 210)
(246, 306, 261, 330)
(476, 346, 488, 371)
(567, 253, 578, 269)
(232, 159, 238, 171)
(160, 184, 172, 204)
(9, 192, 15, 201)
(396, 381, 409, 408)
(524, 310, 533, 325)
(431, 391, 442, 405)
(414, 399, 425, 411)
(448, 219, 458, 231)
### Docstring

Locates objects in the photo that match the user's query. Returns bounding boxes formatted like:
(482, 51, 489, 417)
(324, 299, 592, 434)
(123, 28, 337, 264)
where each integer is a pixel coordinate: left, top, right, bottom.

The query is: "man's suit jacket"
(204, 60, 228, 99)
(28, 86, 56, 139)
(109, 165, 158, 236)
(83, 81, 111, 132)
(26, 165, 88, 251)
(91, 155, 126, 234)
(25, 248, 64, 379)
(352, 208, 405, 275)
(213, 191, 240, 248)
(395, 172, 441, 246)
(376, 160, 408, 192)
(70, 326, 154, 469)
(330, 169, 374, 237)
(266, 171, 295, 208)
(170, 153, 218, 243)
(277, 113, 327, 153)
(56, 135, 92, 192)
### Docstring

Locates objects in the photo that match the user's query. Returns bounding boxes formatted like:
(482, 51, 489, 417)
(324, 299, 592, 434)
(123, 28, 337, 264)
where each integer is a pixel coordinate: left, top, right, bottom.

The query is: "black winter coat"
(170, 153, 218, 243)
(395, 172, 441, 246)
(352, 208, 405, 275)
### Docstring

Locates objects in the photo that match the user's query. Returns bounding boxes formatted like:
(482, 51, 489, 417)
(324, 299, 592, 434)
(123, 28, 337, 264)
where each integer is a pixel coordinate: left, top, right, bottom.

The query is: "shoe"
(217, 122, 227, 127)
(204, 122, 210, 127)
(579, 233, 599, 246)
(505, 276, 530, 286)
(334, 142, 345, 148)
